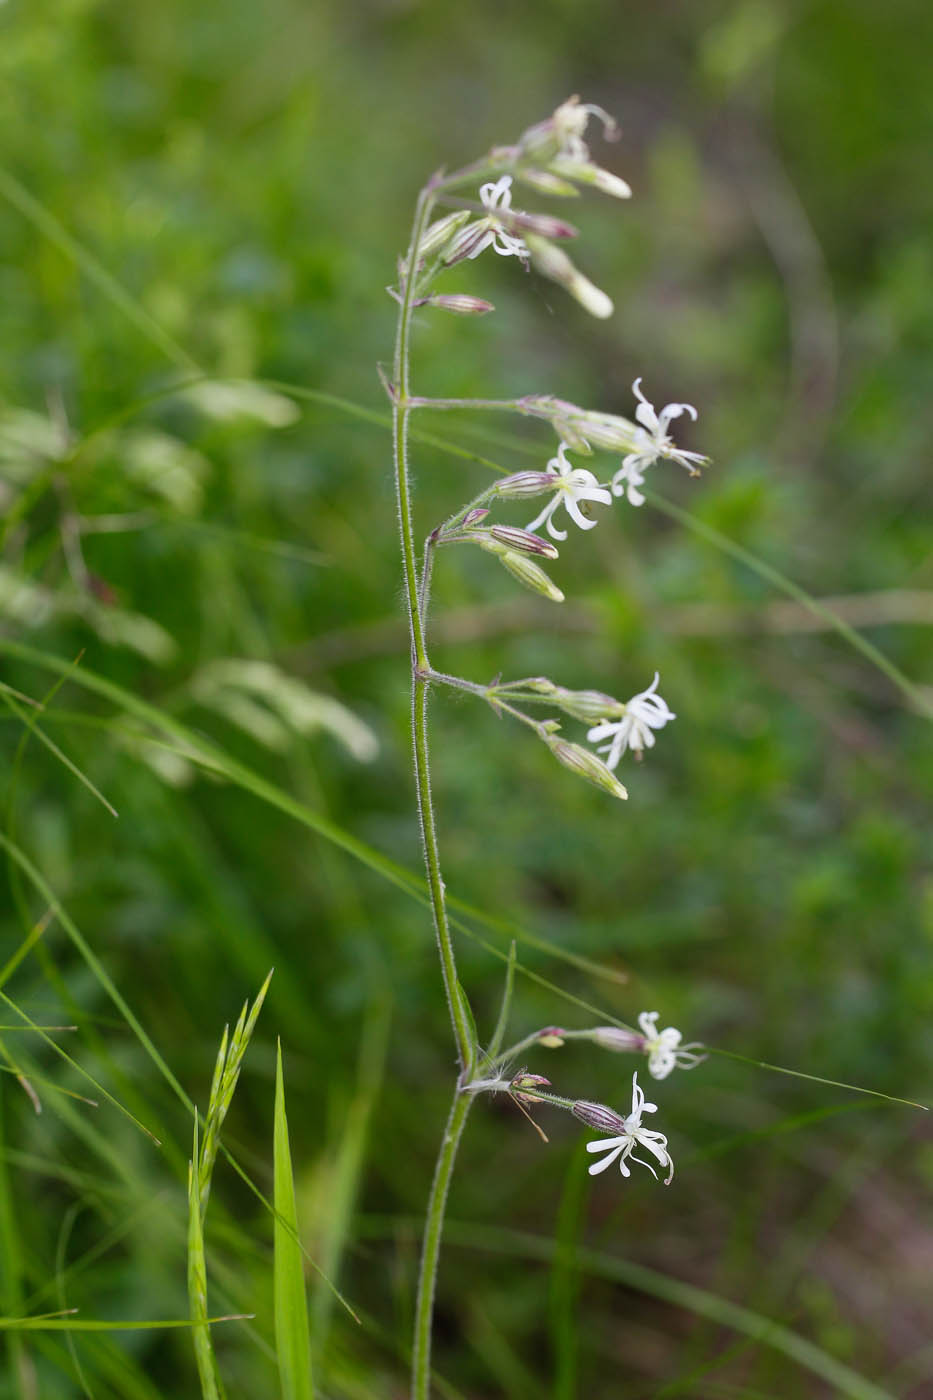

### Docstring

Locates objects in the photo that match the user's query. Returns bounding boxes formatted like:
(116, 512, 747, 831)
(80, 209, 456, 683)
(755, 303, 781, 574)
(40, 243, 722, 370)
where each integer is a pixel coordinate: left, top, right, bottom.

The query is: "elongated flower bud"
(496, 550, 564, 602)
(499, 210, 579, 241)
(425, 294, 495, 315)
(590, 1026, 644, 1052)
(551, 687, 625, 723)
(514, 168, 580, 198)
(519, 396, 643, 453)
(524, 235, 613, 319)
(572, 1100, 627, 1134)
(486, 525, 559, 558)
(418, 209, 473, 259)
(495, 471, 562, 499)
(550, 157, 632, 200)
(463, 507, 490, 527)
(544, 736, 628, 799)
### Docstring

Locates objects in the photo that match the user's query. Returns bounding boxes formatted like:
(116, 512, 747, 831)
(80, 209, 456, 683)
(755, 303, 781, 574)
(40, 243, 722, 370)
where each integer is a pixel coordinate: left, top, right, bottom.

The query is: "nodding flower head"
(637, 1011, 706, 1080)
(582, 1072, 674, 1184)
(611, 378, 709, 506)
(518, 94, 620, 166)
(525, 442, 612, 542)
(586, 673, 675, 770)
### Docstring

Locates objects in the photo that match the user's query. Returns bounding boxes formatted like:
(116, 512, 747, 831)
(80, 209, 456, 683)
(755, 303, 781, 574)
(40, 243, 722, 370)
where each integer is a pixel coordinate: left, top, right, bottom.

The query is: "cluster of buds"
(392, 96, 633, 319)
(510, 96, 632, 201)
(453, 507, 566, 603)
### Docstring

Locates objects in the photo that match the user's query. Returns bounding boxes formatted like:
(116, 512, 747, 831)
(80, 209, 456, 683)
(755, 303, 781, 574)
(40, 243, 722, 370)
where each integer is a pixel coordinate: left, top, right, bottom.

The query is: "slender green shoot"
(274, 1041, 314, 1400)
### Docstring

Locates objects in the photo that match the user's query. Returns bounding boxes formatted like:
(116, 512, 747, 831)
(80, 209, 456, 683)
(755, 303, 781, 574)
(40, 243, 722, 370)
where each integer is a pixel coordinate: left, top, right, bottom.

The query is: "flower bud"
(572, 1100, 627, 1134)
(590, 1026, 643, 1053)
(497, 676, 558, 697)
(426, 294, 495, 315)
(519, 396, 642, 454)
(499, 210, 579, 241)
(463, 508, 490, 527)
(496, 550, 564, 603)
(525, 236, 614, 319)
(537, 1027, 565, 1048)
(551, 688, 625, 723)
(550, 157, 632, 200)
(495, 471, 562, 499)
(514, 168, 580, 198)
(544, 736, 628, 799)
(487, 525, 559, 559)
(418, 209, 473, 259)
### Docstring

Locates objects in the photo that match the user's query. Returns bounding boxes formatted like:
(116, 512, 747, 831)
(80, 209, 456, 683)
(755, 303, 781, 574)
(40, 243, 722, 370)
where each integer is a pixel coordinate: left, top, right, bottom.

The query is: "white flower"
(467, 176, 529, 262)
(525, 442, 612, 542)
(611, 378, 708, 506)
(586, 672, 675, 769)
(637, 1011, 706, 1080)
(585, 1072, 674, 1183)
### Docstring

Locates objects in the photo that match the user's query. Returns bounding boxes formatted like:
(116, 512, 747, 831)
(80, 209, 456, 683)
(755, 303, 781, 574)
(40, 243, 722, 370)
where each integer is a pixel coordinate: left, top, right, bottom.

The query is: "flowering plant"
(384, 96, 709, 1398)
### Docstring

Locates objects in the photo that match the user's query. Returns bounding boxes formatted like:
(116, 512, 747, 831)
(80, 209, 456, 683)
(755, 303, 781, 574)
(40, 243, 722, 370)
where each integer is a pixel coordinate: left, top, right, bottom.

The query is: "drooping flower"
(525, 442, 612, 542)
(583, 1073, 674, 1183)
(611, 378, 708, 506)
(637, 1012, 706, 1080)
(586, 672, 675, 769)
(467, 176, 529, 261)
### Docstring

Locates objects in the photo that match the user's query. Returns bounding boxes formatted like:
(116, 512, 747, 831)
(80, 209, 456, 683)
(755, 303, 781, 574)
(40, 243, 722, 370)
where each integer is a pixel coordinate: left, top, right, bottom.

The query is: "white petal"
(565, 497, 599, 531)
(586, 1142, 625, 1176)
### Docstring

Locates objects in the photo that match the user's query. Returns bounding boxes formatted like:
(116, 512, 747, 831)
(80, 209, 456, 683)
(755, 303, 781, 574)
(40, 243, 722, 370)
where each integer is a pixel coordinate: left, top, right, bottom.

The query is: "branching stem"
(390, 164, 508, 1400)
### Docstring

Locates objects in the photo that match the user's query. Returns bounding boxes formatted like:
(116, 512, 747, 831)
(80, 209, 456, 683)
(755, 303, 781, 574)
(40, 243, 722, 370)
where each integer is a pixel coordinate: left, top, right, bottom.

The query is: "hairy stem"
(391, 184, 474, 1072)
(411, 1087, 472, 1400)
(390, 173, 493, 1399)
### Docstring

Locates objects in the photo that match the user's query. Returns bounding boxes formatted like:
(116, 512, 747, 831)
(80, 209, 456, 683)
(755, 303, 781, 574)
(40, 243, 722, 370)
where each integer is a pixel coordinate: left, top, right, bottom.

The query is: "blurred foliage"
(1, 0, 931, 1395)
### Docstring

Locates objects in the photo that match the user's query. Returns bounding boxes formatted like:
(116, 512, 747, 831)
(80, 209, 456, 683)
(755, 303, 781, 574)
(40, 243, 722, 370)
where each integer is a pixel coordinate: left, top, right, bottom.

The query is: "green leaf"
(487, 941, 516, 1059)
(274, 1042, 313, 1400)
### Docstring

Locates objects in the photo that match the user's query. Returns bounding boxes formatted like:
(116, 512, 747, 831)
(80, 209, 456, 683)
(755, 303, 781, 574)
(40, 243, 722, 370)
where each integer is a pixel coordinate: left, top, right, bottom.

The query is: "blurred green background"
(1, 0, 932, 1395)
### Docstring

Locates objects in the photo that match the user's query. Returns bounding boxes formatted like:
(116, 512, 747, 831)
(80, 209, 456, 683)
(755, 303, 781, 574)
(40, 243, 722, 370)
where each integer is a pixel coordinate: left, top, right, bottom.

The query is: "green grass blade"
(0, 688, 118, 818)
(310, 997, 389, 1355)
(491, 1229, 896, 1400)
(0, 166, 200, 374)
(0, 642, 631, 993)
(486, 940, 516, 1059)
(643, 488, 933, 722)
(274, 1042, 313, 1400)
(188, 1121, 225, 1400)
(364, 1218, 894, 1400)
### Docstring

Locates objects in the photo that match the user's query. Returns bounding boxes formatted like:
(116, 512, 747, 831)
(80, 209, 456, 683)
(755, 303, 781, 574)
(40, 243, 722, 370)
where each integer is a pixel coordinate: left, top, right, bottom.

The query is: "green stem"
(392, 155, 522, 1400)
(391, 185, 474, 1073)
(411, 1088, 472, 1400)
(408, 395, 525, 413)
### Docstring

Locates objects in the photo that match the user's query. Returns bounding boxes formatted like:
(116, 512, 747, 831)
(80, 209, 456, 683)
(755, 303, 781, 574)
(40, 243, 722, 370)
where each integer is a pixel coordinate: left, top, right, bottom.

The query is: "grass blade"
(188, 1120, 225, 1400)
(274, 1041, 313, 1400)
